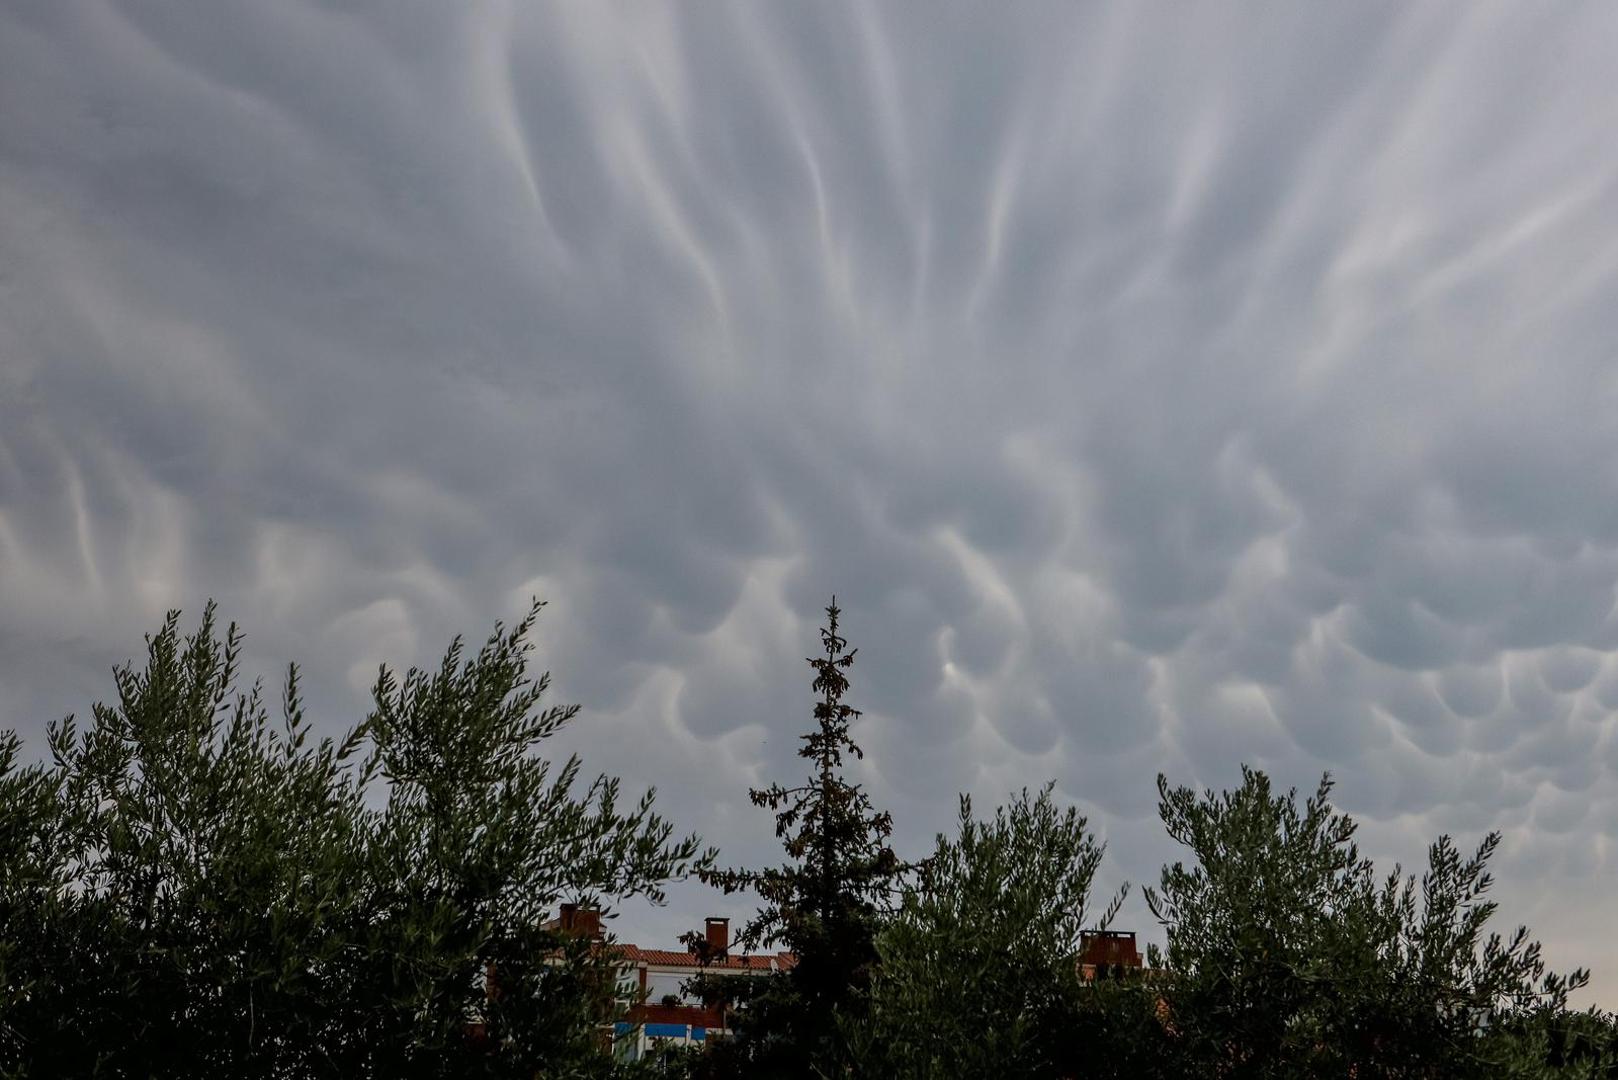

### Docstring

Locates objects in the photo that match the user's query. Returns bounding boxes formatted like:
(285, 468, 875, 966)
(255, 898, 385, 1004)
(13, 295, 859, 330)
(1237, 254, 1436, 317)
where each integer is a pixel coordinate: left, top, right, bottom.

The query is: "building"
(1078, 929, 1145, 981)
(612, 916, 796, 1061)
(551, 910, 1148, 1060)
(545, 908, 795, 1062)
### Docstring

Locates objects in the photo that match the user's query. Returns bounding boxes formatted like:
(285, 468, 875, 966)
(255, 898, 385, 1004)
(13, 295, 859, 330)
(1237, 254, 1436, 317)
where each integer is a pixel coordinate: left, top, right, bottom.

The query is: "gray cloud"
(5, 0, 1618, 1003)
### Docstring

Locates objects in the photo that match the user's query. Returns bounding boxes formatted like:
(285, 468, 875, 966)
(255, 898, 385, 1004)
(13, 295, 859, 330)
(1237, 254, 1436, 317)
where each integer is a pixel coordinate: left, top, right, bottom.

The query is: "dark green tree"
(0, 601, 713, 1078)
(847, 784, 1139, 1079)
(1497, 1005, 1618, 1078)
(695, 600, 905, 1078)
(351, 600, 715, 1076)
(1143, 767, 1589, 1079)
(0, 729, 70, 1072)
(3, 606, 378, 1077)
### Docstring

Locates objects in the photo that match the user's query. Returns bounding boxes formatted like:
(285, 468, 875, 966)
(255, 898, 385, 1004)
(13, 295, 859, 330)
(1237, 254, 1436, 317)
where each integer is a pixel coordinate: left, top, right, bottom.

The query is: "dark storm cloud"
(5, 0, 1618, 1002)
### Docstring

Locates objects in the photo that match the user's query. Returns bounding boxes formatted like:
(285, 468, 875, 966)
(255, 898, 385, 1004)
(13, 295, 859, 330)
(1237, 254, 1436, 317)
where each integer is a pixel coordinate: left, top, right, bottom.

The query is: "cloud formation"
(4, 1, 1618, 1001)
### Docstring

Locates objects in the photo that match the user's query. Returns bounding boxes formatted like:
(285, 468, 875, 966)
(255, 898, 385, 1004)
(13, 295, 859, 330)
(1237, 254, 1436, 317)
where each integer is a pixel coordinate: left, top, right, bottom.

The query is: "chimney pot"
(705, 917, 730, 955)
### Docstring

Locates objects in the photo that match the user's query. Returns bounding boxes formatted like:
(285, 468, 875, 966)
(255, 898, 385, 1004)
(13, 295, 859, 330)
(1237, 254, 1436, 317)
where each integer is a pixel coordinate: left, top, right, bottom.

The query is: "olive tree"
(848, 784, 1135, 1079)
(0, 601, 712, 1078)
(1144, 767, 1588, 1079)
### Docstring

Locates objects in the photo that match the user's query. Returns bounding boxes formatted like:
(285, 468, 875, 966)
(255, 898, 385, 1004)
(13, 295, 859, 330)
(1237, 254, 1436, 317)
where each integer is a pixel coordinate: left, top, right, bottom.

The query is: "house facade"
(545, 908, 795, 1063)
(549, 908, 1146, 1061)
(612, 916, 795, 1061)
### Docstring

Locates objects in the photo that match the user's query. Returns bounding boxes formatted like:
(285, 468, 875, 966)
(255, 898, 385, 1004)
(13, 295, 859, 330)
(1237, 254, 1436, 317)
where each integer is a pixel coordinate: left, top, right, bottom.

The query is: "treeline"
(0, 601, 1613, 1078)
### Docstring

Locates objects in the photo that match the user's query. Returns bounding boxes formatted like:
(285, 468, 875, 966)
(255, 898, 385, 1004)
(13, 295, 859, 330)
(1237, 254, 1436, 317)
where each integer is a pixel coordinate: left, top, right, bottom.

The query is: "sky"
(4, 1, 1618, 1005)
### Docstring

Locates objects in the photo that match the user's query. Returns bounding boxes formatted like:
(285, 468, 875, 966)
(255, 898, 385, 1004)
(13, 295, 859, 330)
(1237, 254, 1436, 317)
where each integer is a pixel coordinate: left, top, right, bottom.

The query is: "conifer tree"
(696, 599, 905, 1077)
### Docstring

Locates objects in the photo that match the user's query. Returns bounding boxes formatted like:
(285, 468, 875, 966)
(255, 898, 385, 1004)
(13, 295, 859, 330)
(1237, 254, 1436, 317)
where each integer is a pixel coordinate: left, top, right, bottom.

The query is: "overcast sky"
(5, 1, 1618, 1004)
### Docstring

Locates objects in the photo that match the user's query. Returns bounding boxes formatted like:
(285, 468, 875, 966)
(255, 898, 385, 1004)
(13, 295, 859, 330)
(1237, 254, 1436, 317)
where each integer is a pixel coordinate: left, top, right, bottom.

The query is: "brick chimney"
(705, 916, 730, 955)
(557, 903, 603, 940)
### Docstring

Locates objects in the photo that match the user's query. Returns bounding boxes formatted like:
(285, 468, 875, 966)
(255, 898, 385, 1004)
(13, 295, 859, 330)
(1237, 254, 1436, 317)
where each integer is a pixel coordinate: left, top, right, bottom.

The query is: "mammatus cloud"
(4, 1, 1618, 1001)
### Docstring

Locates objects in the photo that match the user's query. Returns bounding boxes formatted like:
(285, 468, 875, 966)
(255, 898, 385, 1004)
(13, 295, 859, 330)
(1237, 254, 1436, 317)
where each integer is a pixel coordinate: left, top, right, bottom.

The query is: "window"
(644, 971, 692, 1004)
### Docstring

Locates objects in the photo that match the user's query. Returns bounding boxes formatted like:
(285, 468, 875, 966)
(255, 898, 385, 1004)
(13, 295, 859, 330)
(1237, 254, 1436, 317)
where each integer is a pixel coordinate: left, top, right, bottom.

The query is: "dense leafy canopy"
(849, 785, 1129, 1078)
(0, 601, 710, 1078)
(1142, 768, 1608, 1079)
(3, 599, 1615, 1078)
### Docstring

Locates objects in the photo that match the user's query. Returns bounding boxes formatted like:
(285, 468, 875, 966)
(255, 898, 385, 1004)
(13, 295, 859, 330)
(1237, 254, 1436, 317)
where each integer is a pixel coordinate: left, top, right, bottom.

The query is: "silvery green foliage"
(1144, 767, 1594, 1079)
(849, 784, 1131, 1079)
(0, 601, 712, 1078)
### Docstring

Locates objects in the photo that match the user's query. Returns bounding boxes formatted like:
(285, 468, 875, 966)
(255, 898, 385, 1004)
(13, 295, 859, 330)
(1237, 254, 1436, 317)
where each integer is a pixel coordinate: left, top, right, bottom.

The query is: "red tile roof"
(614, 945, 796, 971)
